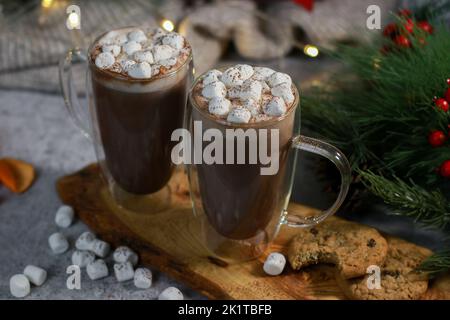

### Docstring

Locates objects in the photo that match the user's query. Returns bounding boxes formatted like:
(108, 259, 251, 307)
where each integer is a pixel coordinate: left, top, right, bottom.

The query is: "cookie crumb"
(309, 228, 318, 236)
(367, 238, 377, 248)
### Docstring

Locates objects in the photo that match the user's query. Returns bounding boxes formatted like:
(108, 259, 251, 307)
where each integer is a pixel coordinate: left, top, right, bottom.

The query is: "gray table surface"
(0, 57, 445, 300)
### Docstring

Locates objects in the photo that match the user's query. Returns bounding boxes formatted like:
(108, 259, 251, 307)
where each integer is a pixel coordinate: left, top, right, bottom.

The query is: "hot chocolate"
(190, 65, 298, 240)
(89, 27, 192, 195)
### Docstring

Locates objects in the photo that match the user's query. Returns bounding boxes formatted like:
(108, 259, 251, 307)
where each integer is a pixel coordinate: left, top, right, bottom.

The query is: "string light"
(303, 45, 319, 58)
(161, 19, 175, 32)
(41, 0, 54, 9)
(67, 11, 80, 29)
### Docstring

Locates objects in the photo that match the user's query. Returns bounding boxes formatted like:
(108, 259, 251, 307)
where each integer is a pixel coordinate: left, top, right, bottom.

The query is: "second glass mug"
(187, 68, 351, 262)
(60, 28, 193, 212)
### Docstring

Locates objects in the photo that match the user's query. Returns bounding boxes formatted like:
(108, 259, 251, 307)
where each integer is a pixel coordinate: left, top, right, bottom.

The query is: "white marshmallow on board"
(202, 81, 227, 99)
(23, 265, 47, 286)
(162, 33, 185, 50)
(113, 246, 138, 266)
(263, 252, 286, 276)
(252, 67, 275, 81)
(271, 83, 295, 105)
(227, 107, 252, 124)
(152, 44, 177, 62)
(264, 96, 287, 117)
(54, 205, 74, 228)
(122, 40, 142, 56)
(267, 72, 292, 88)
(134, 50, 154, 64)
(127, 62, 152, 79)
(208, 97, 231, 117)
(48, 232, 69, 254)
(102, 44, 121, 57)
(158, 287, 184, 300)
(202, 70, 222, 86)
(75, 231, 96, 251)
(71, 250, 96, 268)
(95, 52, 115, 69)
(134, 268, 152, 289)
(10, 274, 30, 298)
(86, 259, 109, 280)
(91, 239, 110, 258)
(127, 29, 147, 43)
(113, 262, 134, 282)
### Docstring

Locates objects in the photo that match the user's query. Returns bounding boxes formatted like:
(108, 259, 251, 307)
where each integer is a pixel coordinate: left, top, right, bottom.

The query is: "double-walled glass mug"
(186, 67, 351, 262)
(60, 27, 193, 213)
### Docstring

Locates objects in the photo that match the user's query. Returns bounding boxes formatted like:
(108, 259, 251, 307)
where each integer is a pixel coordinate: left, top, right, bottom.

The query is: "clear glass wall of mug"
(186, 67, 351, 262)
(60, 27, 193, 213)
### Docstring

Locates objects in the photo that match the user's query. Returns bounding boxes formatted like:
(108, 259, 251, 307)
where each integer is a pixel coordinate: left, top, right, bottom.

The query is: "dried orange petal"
(0, 158, 35, 193)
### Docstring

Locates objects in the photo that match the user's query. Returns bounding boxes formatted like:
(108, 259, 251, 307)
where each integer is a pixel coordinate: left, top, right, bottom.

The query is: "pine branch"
(358, 171, 450, 229)
(417, 249, 450, 277)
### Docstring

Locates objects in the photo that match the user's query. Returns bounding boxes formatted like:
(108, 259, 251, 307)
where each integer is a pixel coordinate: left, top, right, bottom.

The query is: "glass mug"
(187, 68, 351, 262)
(59, 28, 193, 212)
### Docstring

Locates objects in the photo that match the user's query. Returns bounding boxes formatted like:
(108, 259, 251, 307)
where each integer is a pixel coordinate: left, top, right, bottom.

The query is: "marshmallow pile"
(93, 27, 190, 79)
(199, 65, 295, 124)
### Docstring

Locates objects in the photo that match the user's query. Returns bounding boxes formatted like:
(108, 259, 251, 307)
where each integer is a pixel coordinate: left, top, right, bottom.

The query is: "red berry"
(417, 21, 434, 34)
(383, 23, 398, 38)
(439, 160, 450, 178)
(394, 35, 411, 48)
(428, 130, 447, 147)
(403, 19, 415, 33)
(434, 97, 449, 112)
(398, 9, 412, 17)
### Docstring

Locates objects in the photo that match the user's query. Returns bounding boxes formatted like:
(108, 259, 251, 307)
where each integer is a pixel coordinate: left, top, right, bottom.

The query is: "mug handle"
(283, 135, 352, 227)
(59, 48, 91, 139)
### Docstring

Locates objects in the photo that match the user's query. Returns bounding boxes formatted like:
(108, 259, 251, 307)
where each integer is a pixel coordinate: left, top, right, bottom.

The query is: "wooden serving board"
(57, 164, 348, 300)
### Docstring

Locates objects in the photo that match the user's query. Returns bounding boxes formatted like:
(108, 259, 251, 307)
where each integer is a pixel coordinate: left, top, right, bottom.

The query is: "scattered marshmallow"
(220, 67, 244, 87)
(162, 33, 185, 50)
(152, 44, 177, 62)
(134, 50, 154, 64)
(127, 62, 152, 79)
(252, 67, 275, 81)
(238, 80, 262, 101)
(91, 239, 110, 258)
(54, 205, 74, 228)
(122, 40, 142, 56)
(102, 44, 121, 57)
(23, 265, 47, 286)
(267, 72, 292, 88)
(271, 83, 295, 104)
(227, 107, 252, 124)
(75, 231, 96, 251)
(264, 96, 287, 117)
(158, 287, 184, 300)
(134, 268, 152, 289)
(113, 246, 138, 266)
(113, 262, 134, 282)
(10, 274, 30, 298)
(48, 232, 69, 254)
(263, 252, 286, 276)
(235, 64, 254, 81)
(71, 250, 96, 268)
(128, 29, 147, 43)
(202, 81, 227, 99)
(202, 70, 222, 86)
(208, 97, 231, 117)
(95, 52, 115, 69)
(86, 259, 109, 280)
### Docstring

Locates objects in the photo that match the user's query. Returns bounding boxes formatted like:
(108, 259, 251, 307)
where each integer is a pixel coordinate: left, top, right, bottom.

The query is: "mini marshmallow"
(159, 58, 177, 68)
(134, 268, 152, 289)
(263, 252, 286, 276)
(227, 85, 242, 99)
(264, 96, 287, 117)
(252, 67, 275, 81)
(202, 81, 227, 99)
(152, 27, 167, 40)
(152, 44, 177, 62)
(260, 80, 271, 93)
(75, 231, 96, 251)
(162, 33, 185, 50)
(120, 59, 136, 72)
(127, 62, 152, 79)
(113, 262, 134, 282)
(99, 31, 128, 45)
(128, 29, 147, 43)
(54, 205, 74, 228)
(267, 72, 292, 88)
(158, 287, 184, 300)
(271, 83, 295, 104)
(134, 50, 154, 64)
(102, 44, 121, 57)
(71, 250, 95, 268)
(91, 239, 110, 258)
(10, 274, 30, 298)
(95, 52, 115, 69)
(208, 97, 231, 117)
(48, 232, 69, 254)
(23, 265, 47, 286)
(220, 67, 244, 88)
(122, 40, 142, 56)
(238, 80, 262, 101)
(202, 70, 222, 86)
(113, 246, 138, 266)
(152, 64, 161, 76)
(235, 64, 254, 81)
(227, 107, 252, 124)
(86, 259, 109, 280)
(243, 99, 260, 116)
